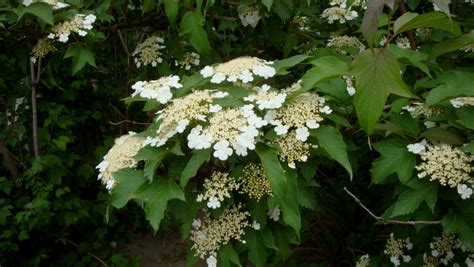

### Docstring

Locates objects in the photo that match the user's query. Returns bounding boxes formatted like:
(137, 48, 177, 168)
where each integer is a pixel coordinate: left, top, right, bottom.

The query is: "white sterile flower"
(59, 33, 69, 43)
(235, 132, 257, 151)
(233, 141, 248, 156)
(176, 119, 190, 133)
(402, 255, 411, 263)
(206, 255, 217, 267)
(213, 140, 233, 160)
(240, 104, 255, 118)
(200, 66, 215, 78)
(23, 0, 33, 6)
(424, 121, 436, 128)
(209, 104, 222, 113)
(227, 74, 238, 82)
(239, 70, 254, 83)
(248, 115, 268, 128)
(306, 119, 320, 129)
(77, 30, 87, 36)
(251, 220, 261, 230)
(196, 194, 204, 202)
(188, 127, 213, 149)
(192, 218, 202, 229)
(457, 184, 473, 199)
(295, 127, 310, 142)
(253, 65, 276, 79)
(347, 86, 356, 96)
(257, 93, 286, 110)
(390, 256, 400, 266)
(210, 73, 226, 84)
(212, 91, 228, 98)
(264, 110, 277, 122)
(241, 125, 259, 138)
(288, 162, 296, 169)
(207, 196, 221, 209)
(450, 99, 464, 108)
(274, 123, 289, 135)
(268, 206, 281, 221)
(432, 249, 439, 257)
(407, 139, 427, 154)
(47, 33, 55, 39)
(300, 155, 308, 162)
(320, 105, 333, 114)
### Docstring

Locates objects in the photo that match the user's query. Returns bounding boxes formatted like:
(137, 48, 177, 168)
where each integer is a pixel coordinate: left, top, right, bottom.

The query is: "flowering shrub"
(2, 0, 474, 266)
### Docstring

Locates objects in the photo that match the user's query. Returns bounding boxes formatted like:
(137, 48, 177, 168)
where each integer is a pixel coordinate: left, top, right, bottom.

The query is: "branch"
(343, 187, 442, 225)
(0, 140, 19, 177)
(108, 120, 150, 126)
(30, 57, 41, 159)
(66, 239, 108, 267)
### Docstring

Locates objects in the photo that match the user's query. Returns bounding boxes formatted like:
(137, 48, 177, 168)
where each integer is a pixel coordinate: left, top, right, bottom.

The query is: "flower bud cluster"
(48, 14, 96, 43)
(200, 56, 276, 84)
(23, 0, 69, 10)
(240, 163, 273, 201)
(190, 204, 250, 260)
(384, 233, 413, 266)
(327, 35, 365, 55)
(450, 97, 474, 108)
(402, 102, 442, 118)
(408, 141, 474, 198)
(238, 5, 261, 28)
(132, 36, 166, 68)
(174, 52, 200, 70)
(96, 133, 144, 191)
(31, 38, 56, 62)
(197, 171, 240, 209)
(292, 16, 310, 31)
(321, 0, 358, 24)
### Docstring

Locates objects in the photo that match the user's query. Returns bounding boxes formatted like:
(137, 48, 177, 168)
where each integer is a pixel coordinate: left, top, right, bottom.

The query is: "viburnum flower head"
(131, 75, 182, 104)
(48, 13, 96, 43)
(200, 56, 276, 84)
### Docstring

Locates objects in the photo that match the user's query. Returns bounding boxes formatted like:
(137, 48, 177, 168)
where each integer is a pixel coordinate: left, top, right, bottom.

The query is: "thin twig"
(66, 239, 108, 267)
(30, 58, 40, 159)
(343, 187, 442, 225)
(108, 120, 150, 126)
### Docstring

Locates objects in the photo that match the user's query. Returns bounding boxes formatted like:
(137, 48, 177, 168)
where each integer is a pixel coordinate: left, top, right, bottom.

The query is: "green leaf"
(135, 178, 185, 232)
(180, 149, 212, 187)
(455, 107, 474, 129)
(17, 2, 53, 25)
(432, 0, 451, 18)
(163, 0, 179, 26)
(371, 138, 415, 184)
(361, 0, 388, 48)
(429, 31, 474, 59)
(262, 0, 273, 11)
(300, 56, 349, 91)
(389, 45, 431, 77)
(247, 230, 267, 267)
(390, 180, 438, 217)
(351, 48, 413, 133)
(312, 125, 352, 179)
(443, 208, 474, 250)
(273, 55, 308, 75)
(261, 228, 278, 251)
(134, 147, 168, 181)
(393, 12, 461, 36)
(180, 10, 212, 55)
(425, 71, 474, 106)
(280, 170, 301, 237)
(110, 169, 147, 208)
(421, 127, 463, 145)
(218, 243, 241, 267)
(256, 143, 286, 198)
(64, 44, 97, 75)
(463, 141, 474, 154)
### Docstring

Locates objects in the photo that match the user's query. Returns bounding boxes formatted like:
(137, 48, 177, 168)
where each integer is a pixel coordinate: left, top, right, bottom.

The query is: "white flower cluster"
(196, 172, 240, 209)
(327, 35, 365, 55)
(450, 97, 474, 108)
(268, 206, 281, 221)
(200, 56, 276, 84)
(132, 36, 166, 68)
(131, 75, 182, 104)
(96, 133, 144, 191)
(23, 0, 69, 10)
(355, 254, 370, 267)
(321, 0, 358, 24)
(48, 14, 96, 43)
(292, 16, 310, 31)
(238, 5, 261, 28)
(423, 234, 473, 266)
(174, 52, 200, 70)
(408, 140, 474, 199)
(190, 205, 250, 261)
(384, 233, 413, 266)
